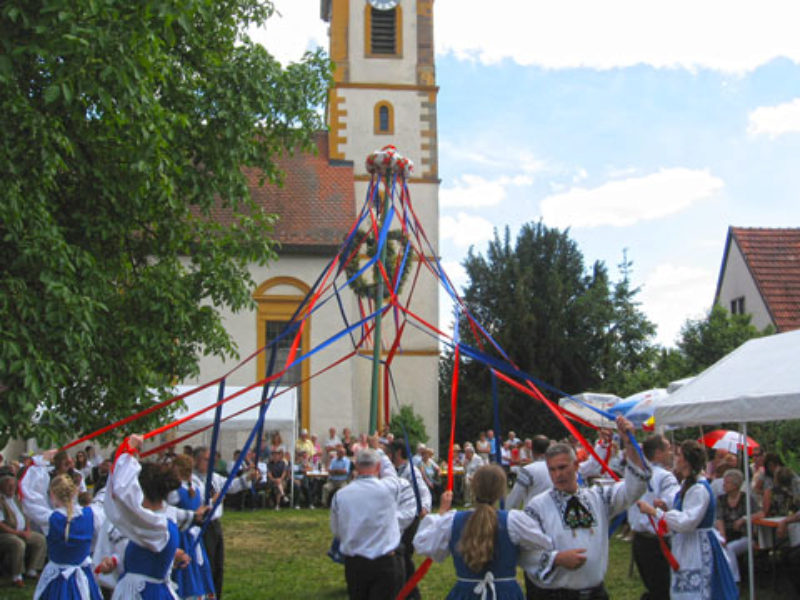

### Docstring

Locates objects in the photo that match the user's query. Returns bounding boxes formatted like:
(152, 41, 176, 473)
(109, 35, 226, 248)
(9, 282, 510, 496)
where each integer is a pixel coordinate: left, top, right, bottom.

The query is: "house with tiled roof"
(714, 227, 800, 332)
(181, 0, 441, 451)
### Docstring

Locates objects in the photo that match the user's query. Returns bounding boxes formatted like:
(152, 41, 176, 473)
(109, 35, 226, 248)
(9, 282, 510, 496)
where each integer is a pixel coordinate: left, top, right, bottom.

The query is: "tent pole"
(742, 421, 755, 599)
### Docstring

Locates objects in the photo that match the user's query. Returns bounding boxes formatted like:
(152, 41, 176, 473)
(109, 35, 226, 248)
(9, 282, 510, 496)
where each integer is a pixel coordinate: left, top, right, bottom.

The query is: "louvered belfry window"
(370, 7, 397, 55)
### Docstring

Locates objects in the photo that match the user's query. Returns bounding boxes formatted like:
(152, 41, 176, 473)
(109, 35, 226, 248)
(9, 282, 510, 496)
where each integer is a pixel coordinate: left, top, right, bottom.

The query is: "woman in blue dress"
(169, 454, 215, 599)
(20, 451, 104, 600)
(639, 440, 738, 600)
(105, 435, 192, 600)
(414, 464, 551, 599)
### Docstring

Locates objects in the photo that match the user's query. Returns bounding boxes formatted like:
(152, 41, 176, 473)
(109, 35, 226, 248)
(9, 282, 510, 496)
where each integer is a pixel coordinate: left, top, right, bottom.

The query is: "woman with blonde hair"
(20, 449, 104, 599)
(414, 464, 551, 599)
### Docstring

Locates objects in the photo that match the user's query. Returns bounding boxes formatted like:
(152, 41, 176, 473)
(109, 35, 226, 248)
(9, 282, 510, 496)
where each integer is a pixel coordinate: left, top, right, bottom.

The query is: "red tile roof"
(731, 227, 800, 332)
(207, 132, 355, 253)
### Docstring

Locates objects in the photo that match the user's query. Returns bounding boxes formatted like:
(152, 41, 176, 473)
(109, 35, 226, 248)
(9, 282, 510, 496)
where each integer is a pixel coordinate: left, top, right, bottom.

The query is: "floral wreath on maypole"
(345, 145, 414, 299)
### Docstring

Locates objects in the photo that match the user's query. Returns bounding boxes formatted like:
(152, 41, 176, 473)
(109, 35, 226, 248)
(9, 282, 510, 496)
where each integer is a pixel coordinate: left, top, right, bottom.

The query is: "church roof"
(721, 227, 800, 332)
(208, 132, 355, 254)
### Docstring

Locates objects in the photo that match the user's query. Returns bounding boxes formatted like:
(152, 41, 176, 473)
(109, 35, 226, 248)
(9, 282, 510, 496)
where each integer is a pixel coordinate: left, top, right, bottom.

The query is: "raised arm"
(20, 452, 56, 533)
(413, 510, 456, 562)
(104, 445, 170, 553)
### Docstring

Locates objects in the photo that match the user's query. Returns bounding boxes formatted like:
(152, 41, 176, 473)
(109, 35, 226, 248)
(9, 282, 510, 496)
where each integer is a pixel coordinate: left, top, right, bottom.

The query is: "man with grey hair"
(331, 448, 416, 599)
(0, 469, 46, 587)
(522, 417, 649, 600)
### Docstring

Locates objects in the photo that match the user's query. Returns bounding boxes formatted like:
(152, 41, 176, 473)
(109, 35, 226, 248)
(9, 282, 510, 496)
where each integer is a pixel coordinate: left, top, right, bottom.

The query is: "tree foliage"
(389, 404, 429, 451)
(438, 223, 656, 449)
(0, 0, 331, 446)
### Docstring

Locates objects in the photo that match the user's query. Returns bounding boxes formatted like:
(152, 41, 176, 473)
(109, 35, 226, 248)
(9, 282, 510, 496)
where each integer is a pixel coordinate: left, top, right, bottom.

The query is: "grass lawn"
(1, 508, 793, 598)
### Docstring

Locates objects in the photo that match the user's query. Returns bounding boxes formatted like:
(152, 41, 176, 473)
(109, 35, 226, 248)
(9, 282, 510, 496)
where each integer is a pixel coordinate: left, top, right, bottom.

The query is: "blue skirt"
(173, 529, 215, 598)
(36, 564, 103, 600)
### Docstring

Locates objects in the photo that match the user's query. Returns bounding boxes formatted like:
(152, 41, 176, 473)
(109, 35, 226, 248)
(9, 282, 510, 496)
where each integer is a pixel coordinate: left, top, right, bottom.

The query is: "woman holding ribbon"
(169, 454, 215, 599)
(105, 434, 192, 599)
(19, 449, 104, 600)
(414, 464, 551, 599)
(639, 440, 738, 600)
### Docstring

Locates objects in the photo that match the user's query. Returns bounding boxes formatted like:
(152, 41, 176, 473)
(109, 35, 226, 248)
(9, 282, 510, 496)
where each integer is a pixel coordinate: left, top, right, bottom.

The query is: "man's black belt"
(529, 583, 607, 600)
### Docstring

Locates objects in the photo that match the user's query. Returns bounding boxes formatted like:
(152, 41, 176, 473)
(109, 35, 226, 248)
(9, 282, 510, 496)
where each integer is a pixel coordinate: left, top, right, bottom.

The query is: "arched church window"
(374, 101, 394, 134)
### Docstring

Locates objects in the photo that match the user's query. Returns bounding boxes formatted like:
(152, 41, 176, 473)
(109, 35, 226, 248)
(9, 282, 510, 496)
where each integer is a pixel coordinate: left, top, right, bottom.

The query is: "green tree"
(389, 404, 429, 451)
(0, 0, 330, 446)
(438, 223, 656, 451)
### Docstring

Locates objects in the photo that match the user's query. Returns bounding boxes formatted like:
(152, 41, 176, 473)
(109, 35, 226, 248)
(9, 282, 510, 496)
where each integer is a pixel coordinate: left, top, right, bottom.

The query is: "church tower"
(321, 0, 440, 449)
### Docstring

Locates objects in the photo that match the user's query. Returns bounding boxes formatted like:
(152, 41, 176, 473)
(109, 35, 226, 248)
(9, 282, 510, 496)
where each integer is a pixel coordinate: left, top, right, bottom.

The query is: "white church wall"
(348, 0, 418, 84)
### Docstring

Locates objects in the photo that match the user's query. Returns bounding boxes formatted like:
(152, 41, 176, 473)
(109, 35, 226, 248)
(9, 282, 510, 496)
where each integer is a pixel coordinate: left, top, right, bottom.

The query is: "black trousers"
(525, 577, 608, 600)
(632, 532, 670, 600)
(204, 518, 225, 599)
(344, 553, 405, 600)
(400, 518, 421, 600)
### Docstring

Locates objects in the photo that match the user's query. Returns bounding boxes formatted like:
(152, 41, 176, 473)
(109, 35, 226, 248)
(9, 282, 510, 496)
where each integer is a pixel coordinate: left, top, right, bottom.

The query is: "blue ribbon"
(205, 378, 226, 504)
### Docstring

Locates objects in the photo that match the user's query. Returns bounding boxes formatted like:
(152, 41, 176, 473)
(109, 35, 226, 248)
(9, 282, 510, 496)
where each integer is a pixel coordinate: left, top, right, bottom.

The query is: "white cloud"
(440, 212, 494, 248)
(247, 1, 328, 65)
(441, 174, 534, 209)
(435, 1, 800, 72)
(540, 168, 723, 228)
(747, 98, 800, 138)
(639, 264, 715, 346)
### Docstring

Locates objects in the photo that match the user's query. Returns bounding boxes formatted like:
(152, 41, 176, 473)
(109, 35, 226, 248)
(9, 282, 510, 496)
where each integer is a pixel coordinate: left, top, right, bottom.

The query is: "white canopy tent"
(558, 393, 621, 428)
(654, 328, 800, 599)
(171, 385, 298, 467)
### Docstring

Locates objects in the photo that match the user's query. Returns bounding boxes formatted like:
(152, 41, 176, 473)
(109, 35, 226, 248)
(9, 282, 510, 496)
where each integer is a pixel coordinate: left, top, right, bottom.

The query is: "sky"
(252, 1, 800, 346)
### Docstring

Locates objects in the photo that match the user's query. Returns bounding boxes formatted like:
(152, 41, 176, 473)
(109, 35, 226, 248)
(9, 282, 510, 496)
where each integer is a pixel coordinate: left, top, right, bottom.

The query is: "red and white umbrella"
(698, 429, 759, 455)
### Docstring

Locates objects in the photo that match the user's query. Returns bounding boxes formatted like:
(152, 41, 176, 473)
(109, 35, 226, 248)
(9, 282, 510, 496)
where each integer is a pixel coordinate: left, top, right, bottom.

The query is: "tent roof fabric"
(726, 227, 800, 332)
(172, 385, 297, 431)
(655, 329, 800, 426)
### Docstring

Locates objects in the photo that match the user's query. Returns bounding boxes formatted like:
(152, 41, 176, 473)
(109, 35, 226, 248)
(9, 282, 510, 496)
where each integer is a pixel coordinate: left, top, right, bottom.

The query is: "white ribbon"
(33, 556, 92, 600)
(188, 525, 205, 566)
(457, 571, 516, 600)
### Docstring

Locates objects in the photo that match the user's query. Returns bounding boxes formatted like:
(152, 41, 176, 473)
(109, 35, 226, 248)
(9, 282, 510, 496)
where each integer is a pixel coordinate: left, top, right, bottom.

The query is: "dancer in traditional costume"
(521, 417, 648, 600)
(20, 451, 104, 600)
(105, 435, 191, 600)
(169, 455, 215, 599)
(638, 440, 738, 600)
(415, 464, 552, 599)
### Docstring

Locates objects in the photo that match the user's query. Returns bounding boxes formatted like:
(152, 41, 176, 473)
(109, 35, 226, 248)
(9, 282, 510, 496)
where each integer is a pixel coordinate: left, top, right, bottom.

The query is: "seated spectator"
(341, 428, 356, 457)
(764, 466, 800, 517)
(267, 448, 289, 509)
(182, 444, 194, 457)
(350, 433, 369, 456)
(777, 500, 800, 595)
(296, 429, 315, 458)
(475, 431, 491, 463)
(412, 443, 425, 467)
(310, 434, 323, 468)
(420, 448, 442, 504)
(507, 430, 521, 448)
(451, 444, 464, 467)
(462, 445, 485, 506)
(0, 468, 47, 587)
(322, 445, 351, 507)
(710, 453, 738, 497)
(293, 450, 313, 509)
(270, 431, 283, 456)
(716, 468, 758, 584)
(323, 427, 340, 467)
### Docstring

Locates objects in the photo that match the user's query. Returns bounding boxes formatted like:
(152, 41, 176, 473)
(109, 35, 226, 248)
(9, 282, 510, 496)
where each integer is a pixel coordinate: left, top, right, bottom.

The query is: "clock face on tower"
(368, 0, 399, 10)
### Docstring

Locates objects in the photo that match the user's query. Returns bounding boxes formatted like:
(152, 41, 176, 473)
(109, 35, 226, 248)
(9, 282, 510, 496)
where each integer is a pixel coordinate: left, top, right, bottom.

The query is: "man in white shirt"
(0, 470, 46, 587)
(522, 417, 648, 600)
(507, 435, 552, 509)
(629, 434, 680, 600)
(193, 446, 255, 599)
(331, 448, 416, 599)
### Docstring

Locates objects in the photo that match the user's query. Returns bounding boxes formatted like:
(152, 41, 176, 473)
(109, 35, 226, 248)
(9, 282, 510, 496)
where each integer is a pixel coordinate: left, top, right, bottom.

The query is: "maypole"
(350, 145, 413, 434)
(368, 172, 389, 433)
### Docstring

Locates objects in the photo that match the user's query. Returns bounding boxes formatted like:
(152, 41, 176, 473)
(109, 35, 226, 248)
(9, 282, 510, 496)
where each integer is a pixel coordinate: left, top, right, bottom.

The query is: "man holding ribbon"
(521, 416, 648, 600)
